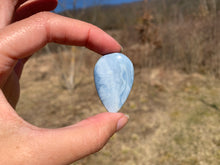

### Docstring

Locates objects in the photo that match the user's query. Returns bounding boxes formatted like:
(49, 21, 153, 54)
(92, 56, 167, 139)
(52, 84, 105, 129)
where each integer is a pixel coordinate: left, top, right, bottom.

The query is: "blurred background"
(16, 0, 220, 164)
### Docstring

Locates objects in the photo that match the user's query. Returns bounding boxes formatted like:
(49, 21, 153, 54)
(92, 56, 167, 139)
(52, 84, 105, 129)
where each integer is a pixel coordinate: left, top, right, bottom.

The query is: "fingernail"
(116, 114, 129, 132)
(120, 46, 124, 53)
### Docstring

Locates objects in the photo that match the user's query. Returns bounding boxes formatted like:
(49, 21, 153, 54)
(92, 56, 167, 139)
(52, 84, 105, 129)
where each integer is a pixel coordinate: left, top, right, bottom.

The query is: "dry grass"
(15, 1, 220, 164)
(16, 50, 220, 164)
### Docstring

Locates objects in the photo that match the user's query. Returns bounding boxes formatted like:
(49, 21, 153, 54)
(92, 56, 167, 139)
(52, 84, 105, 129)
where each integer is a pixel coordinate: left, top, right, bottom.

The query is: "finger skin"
(31, 113, 128, 165)
(0, 7, 124, 165)
(0, 12, 121, 87)
(0, 109, 128, 165)
(0, 0, 15, 27)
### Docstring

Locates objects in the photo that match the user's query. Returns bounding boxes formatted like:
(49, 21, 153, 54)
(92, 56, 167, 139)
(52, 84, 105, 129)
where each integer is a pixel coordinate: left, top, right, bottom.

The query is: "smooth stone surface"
(94, 53, 134, 113)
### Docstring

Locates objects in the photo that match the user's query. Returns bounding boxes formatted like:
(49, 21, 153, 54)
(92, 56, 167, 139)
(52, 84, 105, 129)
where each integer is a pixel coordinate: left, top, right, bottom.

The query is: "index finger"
(0, 12, 122, 86)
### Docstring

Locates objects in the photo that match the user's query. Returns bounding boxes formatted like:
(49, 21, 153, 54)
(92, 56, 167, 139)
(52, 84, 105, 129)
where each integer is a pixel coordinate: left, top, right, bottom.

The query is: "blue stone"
(94, 53, 134, 113)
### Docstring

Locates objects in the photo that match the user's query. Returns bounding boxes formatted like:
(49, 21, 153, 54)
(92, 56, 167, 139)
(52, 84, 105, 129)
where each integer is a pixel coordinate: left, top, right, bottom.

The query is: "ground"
(16, 46, 220, 165)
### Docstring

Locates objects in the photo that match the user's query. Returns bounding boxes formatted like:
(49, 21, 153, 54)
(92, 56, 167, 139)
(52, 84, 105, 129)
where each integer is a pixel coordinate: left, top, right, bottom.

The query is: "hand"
(0, 1, 128, 164)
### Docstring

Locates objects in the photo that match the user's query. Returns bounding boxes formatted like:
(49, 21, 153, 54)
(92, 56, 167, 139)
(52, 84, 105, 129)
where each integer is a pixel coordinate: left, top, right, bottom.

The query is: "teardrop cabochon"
(94, 53, 134, 113)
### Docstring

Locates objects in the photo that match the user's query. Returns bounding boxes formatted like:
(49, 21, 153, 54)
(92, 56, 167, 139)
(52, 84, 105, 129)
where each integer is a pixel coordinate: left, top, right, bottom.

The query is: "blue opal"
(94, 53, 134, 113)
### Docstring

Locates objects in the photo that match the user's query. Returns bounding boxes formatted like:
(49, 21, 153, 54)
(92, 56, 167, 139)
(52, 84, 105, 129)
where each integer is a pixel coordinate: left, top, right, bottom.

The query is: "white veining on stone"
(94, 53, 134, 112)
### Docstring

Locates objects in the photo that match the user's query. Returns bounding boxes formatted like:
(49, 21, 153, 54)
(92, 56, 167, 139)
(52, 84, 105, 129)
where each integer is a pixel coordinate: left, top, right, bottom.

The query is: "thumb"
(0, 91, 129, 165)
(34, 112, 129, 165)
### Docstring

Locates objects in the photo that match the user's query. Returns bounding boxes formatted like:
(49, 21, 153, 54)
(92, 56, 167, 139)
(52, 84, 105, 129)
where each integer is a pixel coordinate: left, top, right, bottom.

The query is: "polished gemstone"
(94, 53, 134, 113)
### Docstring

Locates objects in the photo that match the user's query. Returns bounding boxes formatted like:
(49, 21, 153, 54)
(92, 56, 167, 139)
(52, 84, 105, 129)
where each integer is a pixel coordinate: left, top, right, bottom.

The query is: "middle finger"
(14, 0, 57, 21)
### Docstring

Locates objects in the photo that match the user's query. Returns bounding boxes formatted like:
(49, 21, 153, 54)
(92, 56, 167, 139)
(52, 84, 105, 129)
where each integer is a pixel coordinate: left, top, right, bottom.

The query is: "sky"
(54, 0, 143, 12)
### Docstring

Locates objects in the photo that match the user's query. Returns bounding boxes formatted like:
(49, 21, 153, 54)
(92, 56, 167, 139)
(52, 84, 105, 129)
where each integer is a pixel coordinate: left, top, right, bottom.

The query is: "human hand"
(0, 1, 128, 164)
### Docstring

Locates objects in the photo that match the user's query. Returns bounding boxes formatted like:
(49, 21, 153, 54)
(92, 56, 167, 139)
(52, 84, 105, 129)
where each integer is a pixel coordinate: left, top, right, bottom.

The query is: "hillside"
(16, 0, 220, 164)
(58, 1, 144, 29)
